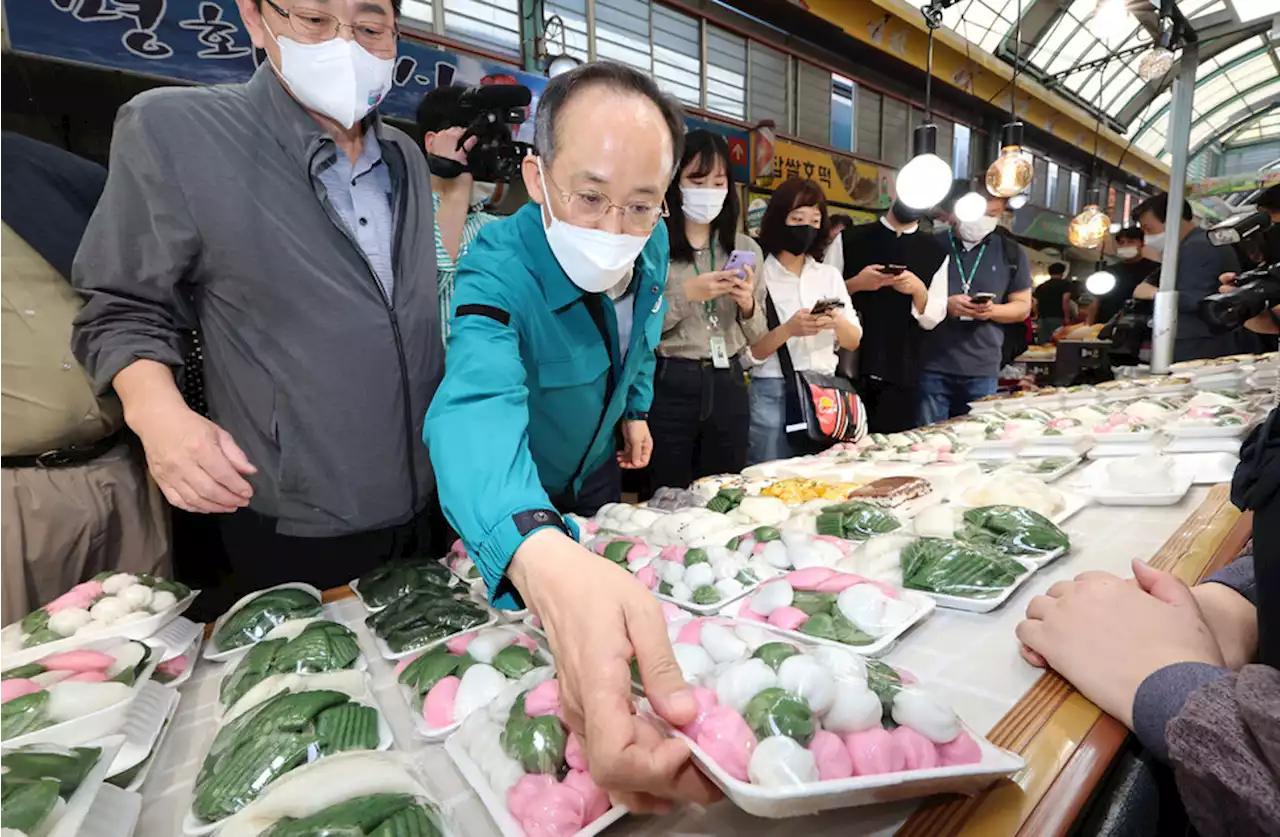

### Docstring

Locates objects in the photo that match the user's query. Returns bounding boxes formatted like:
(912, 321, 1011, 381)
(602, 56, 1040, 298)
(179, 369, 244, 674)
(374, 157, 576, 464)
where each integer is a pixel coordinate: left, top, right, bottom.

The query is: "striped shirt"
(434, 192, 498, 343)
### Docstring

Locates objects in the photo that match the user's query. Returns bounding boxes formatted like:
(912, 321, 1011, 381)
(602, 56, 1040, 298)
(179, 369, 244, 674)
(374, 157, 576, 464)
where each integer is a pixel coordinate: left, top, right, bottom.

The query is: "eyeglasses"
(541, 165, 668, 235)
(262, 0, 398, 57)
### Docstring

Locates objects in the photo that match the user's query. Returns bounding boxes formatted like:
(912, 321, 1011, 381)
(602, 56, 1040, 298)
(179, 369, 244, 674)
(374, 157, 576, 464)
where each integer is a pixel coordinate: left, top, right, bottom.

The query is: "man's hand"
(846, 264, 890, 293)
(946, 294, 983, 319)
(618, 420, 653, 469)
(786, 309, 825, 337)
(1015, 560, 1224, 729)
(683, 269, 741, 304)
(508, 532, 721, 812)
(129, 401, 257, 513)
(426, 126, 471, 165)
(1218, 272, 1238, 294)
(890, 271, 925, 298)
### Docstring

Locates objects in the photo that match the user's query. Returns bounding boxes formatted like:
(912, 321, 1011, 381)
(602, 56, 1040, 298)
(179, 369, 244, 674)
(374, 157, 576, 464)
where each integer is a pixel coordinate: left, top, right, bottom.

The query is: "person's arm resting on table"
(71, 101, 255, 514)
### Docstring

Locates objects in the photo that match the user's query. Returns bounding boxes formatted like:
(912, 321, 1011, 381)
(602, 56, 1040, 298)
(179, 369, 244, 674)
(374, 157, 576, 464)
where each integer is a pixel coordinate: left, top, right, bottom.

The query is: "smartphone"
(810, 298, 846, 315)
(723, 249, 756, 280)
(881, 264, 907, 275)
(971, 292, 997, 305)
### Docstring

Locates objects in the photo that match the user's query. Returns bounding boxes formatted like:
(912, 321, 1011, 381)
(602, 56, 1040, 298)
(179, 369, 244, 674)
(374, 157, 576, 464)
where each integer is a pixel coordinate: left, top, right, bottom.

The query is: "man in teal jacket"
(423, 63, 718, 812)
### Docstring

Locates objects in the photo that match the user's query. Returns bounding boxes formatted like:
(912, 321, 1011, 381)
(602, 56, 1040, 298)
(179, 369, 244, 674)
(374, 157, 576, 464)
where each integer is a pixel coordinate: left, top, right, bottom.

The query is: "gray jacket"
(72, 65, 442, 537)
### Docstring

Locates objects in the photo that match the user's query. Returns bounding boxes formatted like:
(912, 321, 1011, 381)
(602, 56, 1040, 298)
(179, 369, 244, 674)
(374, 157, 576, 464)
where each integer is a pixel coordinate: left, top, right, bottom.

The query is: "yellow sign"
(757, 139, 892, 209)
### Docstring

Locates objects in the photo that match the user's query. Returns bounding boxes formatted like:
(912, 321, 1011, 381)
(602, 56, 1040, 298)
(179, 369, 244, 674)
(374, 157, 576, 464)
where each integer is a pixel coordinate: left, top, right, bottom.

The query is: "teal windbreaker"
(423, 202, 669, 608)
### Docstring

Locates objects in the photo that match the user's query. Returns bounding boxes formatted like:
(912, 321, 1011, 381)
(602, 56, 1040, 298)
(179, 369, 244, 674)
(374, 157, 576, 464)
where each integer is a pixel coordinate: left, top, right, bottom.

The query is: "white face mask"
(955, 214, 999, 244)
(680, 187, 728, 225)
(537, 158, 652, 293)
(471, 182, 497, 208)
(1143, 231, 1166, 254)
(266, 23, 394, 130)
(1116, 245, 1140, 260)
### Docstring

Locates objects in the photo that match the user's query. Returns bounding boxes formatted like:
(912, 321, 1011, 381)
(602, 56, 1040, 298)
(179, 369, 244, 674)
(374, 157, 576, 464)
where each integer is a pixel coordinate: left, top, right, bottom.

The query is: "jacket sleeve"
(1147, 664, 1280, 836)
(423, 278, 564, 610)
(70, 99, 201, 394)
(625, 228, 671, 417)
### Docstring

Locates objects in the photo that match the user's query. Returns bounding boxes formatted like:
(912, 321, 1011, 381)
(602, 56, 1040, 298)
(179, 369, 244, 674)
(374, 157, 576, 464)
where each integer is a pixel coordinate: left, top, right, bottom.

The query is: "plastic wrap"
(364, 587, 489, 655)
(194, 689, 384, 825)
(814, 502, 902, 541)
(0, 743, 102, 834)
(356, 561, 456, 610)
(213, 588, 322, 654)
(900, 538, 1027, 598)
(219, 622, 361, 709)
(958, 505, 1070, 558)
(1, 690, 51, 738)
(254, 793, 448, 837)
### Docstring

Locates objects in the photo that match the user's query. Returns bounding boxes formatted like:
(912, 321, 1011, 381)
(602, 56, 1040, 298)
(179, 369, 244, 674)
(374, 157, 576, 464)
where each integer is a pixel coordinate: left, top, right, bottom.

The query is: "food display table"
(130, 486, 1245, 837)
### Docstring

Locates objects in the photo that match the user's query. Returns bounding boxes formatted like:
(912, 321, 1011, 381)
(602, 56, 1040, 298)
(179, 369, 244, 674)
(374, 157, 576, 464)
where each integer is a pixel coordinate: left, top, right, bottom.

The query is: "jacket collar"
(246, 63, 386, 173)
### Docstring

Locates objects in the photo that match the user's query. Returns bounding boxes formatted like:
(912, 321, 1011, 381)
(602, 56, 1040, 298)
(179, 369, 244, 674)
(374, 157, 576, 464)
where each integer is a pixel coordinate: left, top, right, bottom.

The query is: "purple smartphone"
(723, 249, 757, 280)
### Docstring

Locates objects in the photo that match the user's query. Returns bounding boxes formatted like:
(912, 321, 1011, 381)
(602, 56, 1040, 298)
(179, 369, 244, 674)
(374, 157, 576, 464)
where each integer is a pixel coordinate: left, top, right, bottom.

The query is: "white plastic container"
(105, 681, 177, 782)
(204, 583, 323, 662)
(912, 557, 1039, 614)
(2, 734, 125, 837)
(75, 783, 142, 837)
(720, 593, 935, 658)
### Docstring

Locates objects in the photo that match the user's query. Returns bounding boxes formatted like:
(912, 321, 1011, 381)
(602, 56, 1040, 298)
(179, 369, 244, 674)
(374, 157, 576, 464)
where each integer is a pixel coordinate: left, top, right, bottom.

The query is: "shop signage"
(753, 138, 891, 209)
(684, 116, 751, 184)
(1011, 207, 1071, 246)
(5, 1, 547, 125)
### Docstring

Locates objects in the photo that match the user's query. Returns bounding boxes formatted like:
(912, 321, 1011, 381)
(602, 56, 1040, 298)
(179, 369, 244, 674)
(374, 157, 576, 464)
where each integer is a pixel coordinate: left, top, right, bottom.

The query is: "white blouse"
(747, 254, 859, 378)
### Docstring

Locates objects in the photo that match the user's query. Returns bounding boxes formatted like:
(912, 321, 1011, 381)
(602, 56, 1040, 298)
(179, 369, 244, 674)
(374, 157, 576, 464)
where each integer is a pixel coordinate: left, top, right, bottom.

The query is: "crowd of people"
(2, 0, 1277, 832)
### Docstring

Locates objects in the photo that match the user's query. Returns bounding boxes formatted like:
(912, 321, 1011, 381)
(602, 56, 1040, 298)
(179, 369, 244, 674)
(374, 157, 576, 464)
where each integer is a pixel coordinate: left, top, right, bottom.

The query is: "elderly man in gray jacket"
(71, 0, 442, 591)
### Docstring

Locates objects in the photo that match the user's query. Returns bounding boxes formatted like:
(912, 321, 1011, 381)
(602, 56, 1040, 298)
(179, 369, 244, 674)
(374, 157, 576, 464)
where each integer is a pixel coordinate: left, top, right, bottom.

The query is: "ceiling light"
(1069, 195, 1111, 249)
(986, 122, 1034, 198)
(954, 191, 987, 222)
(898, 124, 953, 209)
(545, 54, 581, 77)
(1139, 47, 1175, 81)
(1086, 269, 1117, 295)
(1008, 192, 1029, 210)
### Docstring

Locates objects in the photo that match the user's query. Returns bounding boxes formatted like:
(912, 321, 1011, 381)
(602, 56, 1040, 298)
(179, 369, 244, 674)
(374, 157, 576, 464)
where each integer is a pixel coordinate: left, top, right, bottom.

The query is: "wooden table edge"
(897, 485, 1246, 837)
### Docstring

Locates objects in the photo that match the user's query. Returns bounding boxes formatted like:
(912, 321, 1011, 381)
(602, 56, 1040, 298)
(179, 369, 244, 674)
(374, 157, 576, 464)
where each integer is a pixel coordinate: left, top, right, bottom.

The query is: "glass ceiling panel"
(1225, 110, 1280, 145)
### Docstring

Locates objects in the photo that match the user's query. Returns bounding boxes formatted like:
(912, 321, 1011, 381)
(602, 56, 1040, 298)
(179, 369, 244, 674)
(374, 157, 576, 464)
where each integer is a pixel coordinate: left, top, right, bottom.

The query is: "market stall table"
(132, 487, 1245, 837)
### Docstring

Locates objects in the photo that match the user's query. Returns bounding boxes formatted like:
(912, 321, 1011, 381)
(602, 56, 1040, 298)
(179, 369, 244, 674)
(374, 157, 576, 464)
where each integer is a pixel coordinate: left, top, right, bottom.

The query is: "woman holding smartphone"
(646, 130, 766, 494)
(746, 178, 862, 465)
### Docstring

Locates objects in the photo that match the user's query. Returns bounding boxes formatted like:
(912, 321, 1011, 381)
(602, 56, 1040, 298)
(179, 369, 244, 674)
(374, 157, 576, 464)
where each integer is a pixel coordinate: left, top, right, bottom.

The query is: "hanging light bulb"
(986, 122, 1034, 198)
(897, 123, 953, 209)
(954, 190, 987, 222)
(1008, 191, 1030, 210)
(1092, 0, 1131, 42)
(1069, 191, 1111, 248)
(1139, 25, 1177, 82)
(1086, 269, 1117, 295)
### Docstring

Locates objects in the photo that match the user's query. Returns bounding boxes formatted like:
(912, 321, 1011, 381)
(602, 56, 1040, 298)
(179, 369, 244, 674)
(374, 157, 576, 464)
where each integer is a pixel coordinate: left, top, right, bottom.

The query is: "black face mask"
(891, 200, 927, 223)
(426, 153, 467, 179)
(781, 223, 819, 255)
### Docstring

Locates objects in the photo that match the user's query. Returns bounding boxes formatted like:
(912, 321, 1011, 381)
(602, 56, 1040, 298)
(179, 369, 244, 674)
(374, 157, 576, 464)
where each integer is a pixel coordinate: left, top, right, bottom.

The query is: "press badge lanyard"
(949, 231, 988, 322)
(695, 247, 731, 368)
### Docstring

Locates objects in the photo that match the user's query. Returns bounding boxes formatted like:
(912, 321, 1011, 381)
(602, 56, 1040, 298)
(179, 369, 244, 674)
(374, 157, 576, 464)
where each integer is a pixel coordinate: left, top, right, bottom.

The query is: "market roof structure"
(902, 0, 1280, 163)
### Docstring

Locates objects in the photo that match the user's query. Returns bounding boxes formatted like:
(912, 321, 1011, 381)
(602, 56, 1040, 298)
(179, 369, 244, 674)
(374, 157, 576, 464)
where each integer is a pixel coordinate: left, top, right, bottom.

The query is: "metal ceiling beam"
(1189, 88, 1280, 157)
(1204, 99, 1280, 151)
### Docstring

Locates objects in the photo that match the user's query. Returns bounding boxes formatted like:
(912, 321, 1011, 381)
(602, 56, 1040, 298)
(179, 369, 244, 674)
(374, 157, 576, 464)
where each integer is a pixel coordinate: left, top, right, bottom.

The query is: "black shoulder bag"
(763, 293, 868, 446)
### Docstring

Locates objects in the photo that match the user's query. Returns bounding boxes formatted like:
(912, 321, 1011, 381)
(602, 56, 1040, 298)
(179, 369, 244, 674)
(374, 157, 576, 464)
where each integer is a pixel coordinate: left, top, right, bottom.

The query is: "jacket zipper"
(315, 147, 421, 522)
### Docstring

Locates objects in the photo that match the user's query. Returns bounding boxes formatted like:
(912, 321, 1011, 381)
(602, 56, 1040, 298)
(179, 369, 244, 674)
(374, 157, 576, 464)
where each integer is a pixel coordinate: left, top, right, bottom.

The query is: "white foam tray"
(146, 616, 203, 661)
(720, 592, 935, 658)
(1084, 464, 1195, 507)
(203, 583, 323, 662)
(3, 734, 126, 837)
(113, 686, 181, 793)
(1170, 452, 1240, 485)
(446, 732, 628, 837)
(996, 457, 1082, 483)
(4, 638, 159, 749)
(2, 591, 199, 670)
(644, 702, 1023, 819)
(77, 783, 142, 837)
(106, 681, 177, 781)
(948, 479, 1089, 526)
(214, 619, 369, 714)
(911, 557, 1040, 614)
(1164, 421, 1254, 439)
(154, 628, 203, 689)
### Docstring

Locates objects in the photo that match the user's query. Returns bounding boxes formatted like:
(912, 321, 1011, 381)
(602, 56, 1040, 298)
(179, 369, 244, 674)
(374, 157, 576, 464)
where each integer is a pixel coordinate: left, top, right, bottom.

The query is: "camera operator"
(1216, 186, 1280, 344)
(417, 85, 506, 343)
(1131, 194, 1241, 362)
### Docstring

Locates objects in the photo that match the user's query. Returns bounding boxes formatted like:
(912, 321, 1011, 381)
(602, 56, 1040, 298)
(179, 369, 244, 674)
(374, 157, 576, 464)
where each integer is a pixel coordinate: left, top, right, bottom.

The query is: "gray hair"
(534, 61, 686, 173)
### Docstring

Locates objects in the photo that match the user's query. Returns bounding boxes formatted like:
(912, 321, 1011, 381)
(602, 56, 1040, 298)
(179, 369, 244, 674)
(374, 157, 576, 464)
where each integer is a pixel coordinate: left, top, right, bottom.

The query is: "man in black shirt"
(1032, 262, 1072, 342)
(1091, 227, 1159, 325)
(843, 200, 948, 432)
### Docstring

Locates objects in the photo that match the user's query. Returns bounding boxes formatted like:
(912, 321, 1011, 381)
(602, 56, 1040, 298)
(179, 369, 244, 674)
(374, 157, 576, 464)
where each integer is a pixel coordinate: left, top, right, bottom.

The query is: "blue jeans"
(916, 371, 998, 427)
(747, 377, 803, 465)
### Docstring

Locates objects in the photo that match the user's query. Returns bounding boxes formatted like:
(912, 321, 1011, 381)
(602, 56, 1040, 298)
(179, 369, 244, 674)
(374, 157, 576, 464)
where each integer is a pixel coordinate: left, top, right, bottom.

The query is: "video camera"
(1202, 211, 1280, 332)
(447, 84, 534, 184)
